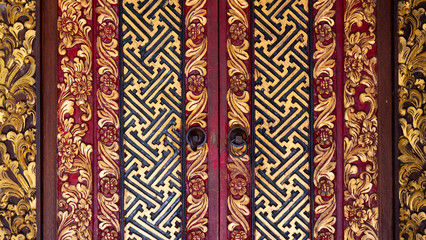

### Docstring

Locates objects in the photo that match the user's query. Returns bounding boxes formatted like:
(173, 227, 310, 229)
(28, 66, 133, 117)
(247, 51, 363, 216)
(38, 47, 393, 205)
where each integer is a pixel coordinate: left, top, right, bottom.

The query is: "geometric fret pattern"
(253, 0, 310, 239)
(121, 1, 183, 239)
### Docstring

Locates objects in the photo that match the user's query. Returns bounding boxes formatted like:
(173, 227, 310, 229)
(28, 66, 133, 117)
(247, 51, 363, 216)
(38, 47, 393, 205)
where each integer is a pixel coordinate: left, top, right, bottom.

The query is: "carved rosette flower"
(230, 178, 247, 196)
(100, 73, 117, 93)
(344, 199, 368, 232)
(101, 229, 119, 240)
(231, 230, 247, 240)
(318, 231, 334, 240)
(73, 199, 92, 229)
(188, 230, 206, 240)
(318, 179, 334, 197)
(57, 7, 79, 45)
(316, 76, 333, 95)
(344, 33, 373, 84)
(58, 132, 78, 169)
(230, 74, 247, 93)
(188, 74, 205, 93)
(99, 21, 116, 43)
(230, 22, 246, 40)
(189, 177, 205, 196)
(188, 22, 205, 40)
(100, 126, 117, 145)
(100, 177, 118, 195)
(358, 119, 378, 158)
(316, 127, 333, 146)
(315, 23, 333, 43)
(70, 70, 93, 106)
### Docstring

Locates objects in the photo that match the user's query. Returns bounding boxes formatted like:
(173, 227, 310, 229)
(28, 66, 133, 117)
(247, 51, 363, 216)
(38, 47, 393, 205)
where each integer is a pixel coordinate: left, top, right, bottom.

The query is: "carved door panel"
(55, 0, 380, 239)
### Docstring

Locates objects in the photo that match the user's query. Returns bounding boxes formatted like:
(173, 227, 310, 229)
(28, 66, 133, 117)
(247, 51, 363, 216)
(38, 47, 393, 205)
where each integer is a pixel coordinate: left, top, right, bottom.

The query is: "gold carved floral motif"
(96, 0, 120, 237)
(397, 0, 426, 238)
(57, 0, 93, 238)
(343, 0, 378, 238)
(313, 0, 337, 238)
(226, 0, 251, 237)
(0, 0, 36, 238)
(185, 0, 208, 236)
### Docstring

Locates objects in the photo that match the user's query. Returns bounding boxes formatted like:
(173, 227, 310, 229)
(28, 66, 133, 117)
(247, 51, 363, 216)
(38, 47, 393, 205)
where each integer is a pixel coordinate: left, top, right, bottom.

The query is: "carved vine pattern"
(95, 0, 120, 238)
(226, 0, 251, 238)
(343, 0, 378, 238)
(397, 0, 426, 238)
(0, 0, 36, 238)
(185, 0, 209, 237)
(313, 0, 337, 238)
(57, 0, 93, 238)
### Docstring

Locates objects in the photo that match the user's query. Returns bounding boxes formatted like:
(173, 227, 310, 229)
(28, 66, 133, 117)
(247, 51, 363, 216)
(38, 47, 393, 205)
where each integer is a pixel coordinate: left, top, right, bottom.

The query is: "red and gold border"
(57, 0, 94, 238)
(312, 0, 338, 239)
(184, 0, 209, 238)
(343, 0, 378, 238)
(94, 0, 120, 238)
(57, 0, 120, 238)
(226, 0, 252, 238)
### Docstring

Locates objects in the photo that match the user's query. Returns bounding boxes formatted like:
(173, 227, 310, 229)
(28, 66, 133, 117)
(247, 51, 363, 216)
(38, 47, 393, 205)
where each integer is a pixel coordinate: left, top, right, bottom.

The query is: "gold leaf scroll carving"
(313, 0, 337, 238)
(95, 0, 120, 237)
(0, 0, 36, 238)
(227, 0, 251, 237)
(185, 0, 209, 237)
(343, 0, 378, 238)
(57, 0, 93, 238)
(398, 0, 426, 238)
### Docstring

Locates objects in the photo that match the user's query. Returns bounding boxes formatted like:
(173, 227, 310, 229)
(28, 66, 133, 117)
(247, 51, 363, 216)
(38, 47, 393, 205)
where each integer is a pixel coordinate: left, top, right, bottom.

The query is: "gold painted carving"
(226, 0, 251, 236)
(313, 0, 337, 238)
(343, 0, 378, 238)
(185, 0, 209, 236)
(57, 0, 93, 238)
(0, 0, 36, 238)
(397, 0, 426, 238)
(96, 0, 120, 236)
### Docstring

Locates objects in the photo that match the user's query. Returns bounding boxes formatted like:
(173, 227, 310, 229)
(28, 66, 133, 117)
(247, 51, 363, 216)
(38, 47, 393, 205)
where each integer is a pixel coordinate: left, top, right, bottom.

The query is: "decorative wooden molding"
(0, 0, 37, 239)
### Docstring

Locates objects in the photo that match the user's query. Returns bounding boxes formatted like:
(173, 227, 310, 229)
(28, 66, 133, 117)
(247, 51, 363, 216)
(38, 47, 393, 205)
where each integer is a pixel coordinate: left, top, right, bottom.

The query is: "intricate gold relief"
(0, 0, 36, 238)
(253, 0, 310, 238)
(57, 0, 93, 238)
(313, 0, 337, 238)
(122, 0, 183, 238)
(185, 0, 209, 235)
(96, 0, 120, 235)
(226, 0, 251, 236)
(397, 0, 426, 238)
(343, 0, 378, 238)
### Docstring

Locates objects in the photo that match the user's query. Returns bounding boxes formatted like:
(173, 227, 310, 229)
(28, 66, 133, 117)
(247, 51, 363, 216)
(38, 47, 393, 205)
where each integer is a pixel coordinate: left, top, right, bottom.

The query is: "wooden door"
(0, 0, 396, 239)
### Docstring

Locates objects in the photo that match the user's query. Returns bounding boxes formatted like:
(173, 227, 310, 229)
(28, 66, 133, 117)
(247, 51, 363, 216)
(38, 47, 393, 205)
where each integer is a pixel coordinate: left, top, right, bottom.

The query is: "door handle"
(186, 126, 207, 151)
(228, 126, 248, 158)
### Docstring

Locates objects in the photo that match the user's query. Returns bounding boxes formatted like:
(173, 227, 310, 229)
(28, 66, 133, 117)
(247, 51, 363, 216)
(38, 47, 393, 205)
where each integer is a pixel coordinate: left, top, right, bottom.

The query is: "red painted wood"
(207, 0, 220, 238)
(218, 0, 229, 239)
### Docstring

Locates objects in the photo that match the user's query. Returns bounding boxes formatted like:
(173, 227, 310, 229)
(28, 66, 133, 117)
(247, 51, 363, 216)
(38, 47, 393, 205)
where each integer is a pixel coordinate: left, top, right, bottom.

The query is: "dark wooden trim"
(41, 0, 58, 237)
(377, 0, 395, 237)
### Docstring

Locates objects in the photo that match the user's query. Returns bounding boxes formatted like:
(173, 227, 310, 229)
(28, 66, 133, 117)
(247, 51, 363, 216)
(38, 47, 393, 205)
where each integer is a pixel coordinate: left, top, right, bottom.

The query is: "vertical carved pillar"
(397, 0, 426, 238)
(0, 0, 37, 239)
(57, 0, 120, 238)
(312, 0, 338, 238)
(343, 0, 378, 238)
(94, 0, 120, 238)
(57, 0, 94, 238)
(184, 0, 209, 239)
(226, 0, 252, 239)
